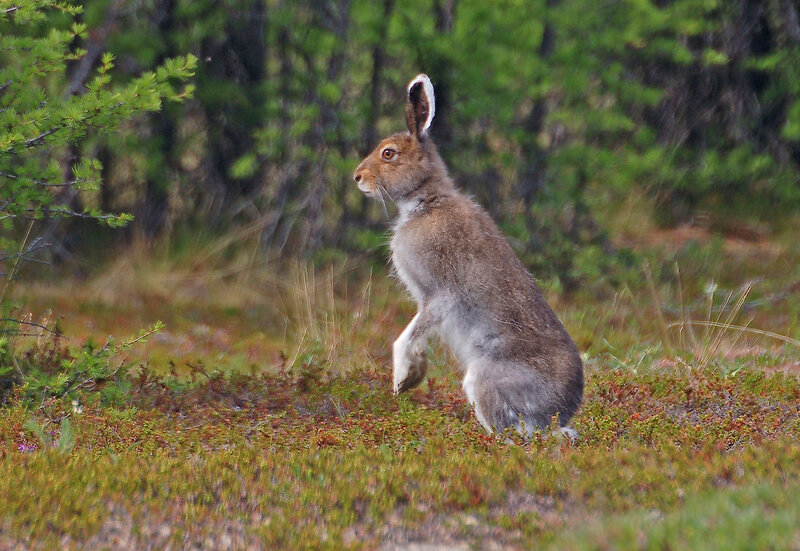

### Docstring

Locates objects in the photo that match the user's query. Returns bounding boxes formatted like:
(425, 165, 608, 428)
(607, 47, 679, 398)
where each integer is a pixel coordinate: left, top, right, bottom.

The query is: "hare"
(353, 74, 583, 437)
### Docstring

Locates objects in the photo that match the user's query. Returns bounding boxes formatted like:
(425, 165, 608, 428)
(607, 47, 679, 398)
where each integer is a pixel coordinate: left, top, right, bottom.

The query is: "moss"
(1, 357, 799, 549)
(3, 238, 800, 548)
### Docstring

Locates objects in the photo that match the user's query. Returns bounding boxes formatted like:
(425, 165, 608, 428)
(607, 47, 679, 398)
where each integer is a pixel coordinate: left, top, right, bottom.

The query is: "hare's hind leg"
(393, 308, 437, 394)
(462, 365, 493, 433)
(466, 364, 555, 436)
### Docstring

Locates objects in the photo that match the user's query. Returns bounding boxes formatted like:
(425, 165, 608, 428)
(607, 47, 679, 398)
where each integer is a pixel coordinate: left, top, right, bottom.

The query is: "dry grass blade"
(0, 219, 34, 308)
(642, 260, 674, 352)
(280, 261, 387, 372)
(674, 262, 697, 351)
(697, 283, 751, 365)
(667, 321, 800, 348)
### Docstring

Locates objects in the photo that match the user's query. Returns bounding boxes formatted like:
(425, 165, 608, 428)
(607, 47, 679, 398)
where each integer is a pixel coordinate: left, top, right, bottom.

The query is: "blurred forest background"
(3, 0, 800, 291)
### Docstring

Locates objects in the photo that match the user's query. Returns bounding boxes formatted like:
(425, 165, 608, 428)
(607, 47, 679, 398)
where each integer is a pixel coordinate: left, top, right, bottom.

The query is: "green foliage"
(23, 416, 75, 454)
(0, 0, 195, 291)
(5, 1, 798, 285)
(210, 0, 798, 281)
(0, 321, 163, 406)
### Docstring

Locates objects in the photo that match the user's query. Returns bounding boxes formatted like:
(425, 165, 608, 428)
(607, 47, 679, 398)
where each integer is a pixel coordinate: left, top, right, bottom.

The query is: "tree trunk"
(349, 0, 395, 229)
(301, 0, 352, 251)
(138, 0, 176, 240)
(517, 0, 558, 252)
(200, 1, 267, 216)
(41, 1, 124, 262)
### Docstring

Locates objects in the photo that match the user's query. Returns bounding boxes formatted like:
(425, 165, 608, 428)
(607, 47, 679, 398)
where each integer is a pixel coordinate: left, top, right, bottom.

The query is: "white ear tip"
(407, 73, 432, 93)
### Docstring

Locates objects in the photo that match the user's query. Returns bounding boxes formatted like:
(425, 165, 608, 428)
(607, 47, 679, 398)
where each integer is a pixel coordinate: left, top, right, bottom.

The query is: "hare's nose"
(354, 172, 362, 183)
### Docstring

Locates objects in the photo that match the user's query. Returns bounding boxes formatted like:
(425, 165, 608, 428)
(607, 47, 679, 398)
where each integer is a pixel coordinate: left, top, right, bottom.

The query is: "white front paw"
(392, 338, 411, 395)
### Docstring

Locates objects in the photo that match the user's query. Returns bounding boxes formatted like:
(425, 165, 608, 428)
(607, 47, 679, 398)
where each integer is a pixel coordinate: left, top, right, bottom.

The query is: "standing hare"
(354, 74, 583, 437)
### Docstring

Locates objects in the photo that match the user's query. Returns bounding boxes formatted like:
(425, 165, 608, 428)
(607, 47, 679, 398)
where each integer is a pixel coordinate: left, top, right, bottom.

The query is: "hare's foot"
(393, 337, 428, 394)
(392, 310, 437, 394)
(392, 326, 411, 394)
(395, 353, 428, 394)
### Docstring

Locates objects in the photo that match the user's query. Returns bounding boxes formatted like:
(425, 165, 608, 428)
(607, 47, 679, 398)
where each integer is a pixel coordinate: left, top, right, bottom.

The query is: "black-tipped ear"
(405, 74, 436, 140)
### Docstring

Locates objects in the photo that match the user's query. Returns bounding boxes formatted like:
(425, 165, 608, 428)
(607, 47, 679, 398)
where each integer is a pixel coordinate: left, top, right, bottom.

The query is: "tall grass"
(627, 261, 800, 371)
(279, 261, 398, 373)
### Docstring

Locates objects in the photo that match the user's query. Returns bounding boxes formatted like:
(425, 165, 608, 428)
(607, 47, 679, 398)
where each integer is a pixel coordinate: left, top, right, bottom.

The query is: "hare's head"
(354, 74, 448, 201)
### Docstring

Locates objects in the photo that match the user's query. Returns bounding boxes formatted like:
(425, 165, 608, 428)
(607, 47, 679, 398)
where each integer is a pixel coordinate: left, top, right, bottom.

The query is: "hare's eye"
(381, 148, 396, 161)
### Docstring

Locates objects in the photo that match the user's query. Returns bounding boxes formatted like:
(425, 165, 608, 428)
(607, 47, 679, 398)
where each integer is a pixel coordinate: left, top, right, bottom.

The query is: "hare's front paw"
(393, 338, 427, 395)
(395, 354, 428, 394)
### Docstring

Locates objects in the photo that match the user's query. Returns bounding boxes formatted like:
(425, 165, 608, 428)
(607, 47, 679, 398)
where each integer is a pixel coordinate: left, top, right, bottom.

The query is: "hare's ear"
(405, 74, 435, 140)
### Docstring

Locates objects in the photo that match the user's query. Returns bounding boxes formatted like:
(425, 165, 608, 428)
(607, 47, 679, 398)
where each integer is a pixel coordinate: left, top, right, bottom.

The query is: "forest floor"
(2, 222, 800, 550)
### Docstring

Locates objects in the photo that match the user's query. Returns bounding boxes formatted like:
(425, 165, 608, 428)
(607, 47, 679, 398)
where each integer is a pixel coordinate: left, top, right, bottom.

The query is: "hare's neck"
(395, 196, 424, 226)
(395, 173, 453, 221)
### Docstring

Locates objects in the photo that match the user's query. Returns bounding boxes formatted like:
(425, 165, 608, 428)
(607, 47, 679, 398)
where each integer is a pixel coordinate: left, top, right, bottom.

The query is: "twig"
(2, 124, 66, 154)
(0, 171, 80, 188)
(0, 192, 19, 214)
(122, 325, 161, 348)
(24, 207, 127, 222)
(0, 239, 52, 263)
(24, 127, 62, 148)
(0, 318, 64, 337)
(0, 219, 33, 305)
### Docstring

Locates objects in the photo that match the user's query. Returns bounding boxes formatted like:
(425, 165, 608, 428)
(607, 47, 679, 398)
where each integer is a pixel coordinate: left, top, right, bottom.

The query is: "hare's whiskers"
(376, 184, 391, 218)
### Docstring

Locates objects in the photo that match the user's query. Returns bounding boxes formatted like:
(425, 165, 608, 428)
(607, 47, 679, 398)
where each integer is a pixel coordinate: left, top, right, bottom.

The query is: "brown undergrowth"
(2, 352, 799, 549)
(2, 228, 800, 549)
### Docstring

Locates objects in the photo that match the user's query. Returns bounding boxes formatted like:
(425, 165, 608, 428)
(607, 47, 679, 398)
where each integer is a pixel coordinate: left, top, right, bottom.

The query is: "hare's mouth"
(357, 181, 376, 196)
